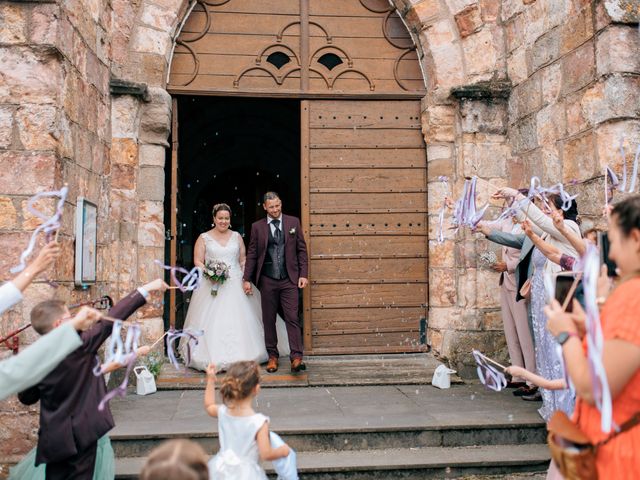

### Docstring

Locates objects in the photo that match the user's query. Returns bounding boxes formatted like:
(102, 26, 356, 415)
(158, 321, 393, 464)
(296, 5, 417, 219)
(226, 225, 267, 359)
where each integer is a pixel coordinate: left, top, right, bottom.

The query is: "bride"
(180, 203, 289, 370)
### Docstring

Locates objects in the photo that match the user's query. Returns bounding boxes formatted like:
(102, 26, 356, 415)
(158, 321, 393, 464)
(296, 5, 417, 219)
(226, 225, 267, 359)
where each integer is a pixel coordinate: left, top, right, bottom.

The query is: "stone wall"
(1, 0, 640, 471)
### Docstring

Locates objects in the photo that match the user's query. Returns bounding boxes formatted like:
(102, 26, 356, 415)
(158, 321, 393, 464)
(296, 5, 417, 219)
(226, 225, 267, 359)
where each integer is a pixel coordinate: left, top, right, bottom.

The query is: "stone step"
(110, 385, 547, 458)
(155, 353, 459, 389)
(115, 444, 551, 479)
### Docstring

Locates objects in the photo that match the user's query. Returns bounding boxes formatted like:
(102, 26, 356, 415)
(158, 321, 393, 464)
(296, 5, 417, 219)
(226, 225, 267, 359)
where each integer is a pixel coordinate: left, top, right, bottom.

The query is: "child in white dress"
(205, 361, 290, 479)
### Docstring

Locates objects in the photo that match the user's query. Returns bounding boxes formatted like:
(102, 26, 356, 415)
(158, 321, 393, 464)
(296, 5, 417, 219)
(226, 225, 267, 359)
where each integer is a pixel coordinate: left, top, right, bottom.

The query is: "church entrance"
(166, 0, 428, 354)
(167, 96, 300, 329)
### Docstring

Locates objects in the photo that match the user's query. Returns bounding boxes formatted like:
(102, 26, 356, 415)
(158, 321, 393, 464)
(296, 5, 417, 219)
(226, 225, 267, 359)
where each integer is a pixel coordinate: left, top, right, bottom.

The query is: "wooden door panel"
(312, 331, 422, 349)
(311, 235, 427, 257)
(312, 307, 425, 331)
(310, 128, 423, 148)
(311, 283, 426, 309)
(310, 192, 426, 213)
(310, 257, 427, 283)
(310, 148, 425, 168)
(309, 168, 426, 192)
(309, 213, 427, 236)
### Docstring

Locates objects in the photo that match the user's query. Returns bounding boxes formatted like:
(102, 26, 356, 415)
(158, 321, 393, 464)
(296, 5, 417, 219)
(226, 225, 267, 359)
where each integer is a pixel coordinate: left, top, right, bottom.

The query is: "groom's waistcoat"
(263, 225, 287, 280)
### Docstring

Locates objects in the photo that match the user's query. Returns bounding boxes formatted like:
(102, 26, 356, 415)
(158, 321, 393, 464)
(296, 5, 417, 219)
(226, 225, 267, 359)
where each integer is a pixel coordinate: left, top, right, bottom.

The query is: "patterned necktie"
(272, 219, 281, 240)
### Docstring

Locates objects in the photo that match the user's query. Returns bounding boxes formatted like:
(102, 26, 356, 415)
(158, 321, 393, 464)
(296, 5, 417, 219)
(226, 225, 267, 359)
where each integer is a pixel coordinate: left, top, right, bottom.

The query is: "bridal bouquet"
(203, 260, 231, 296)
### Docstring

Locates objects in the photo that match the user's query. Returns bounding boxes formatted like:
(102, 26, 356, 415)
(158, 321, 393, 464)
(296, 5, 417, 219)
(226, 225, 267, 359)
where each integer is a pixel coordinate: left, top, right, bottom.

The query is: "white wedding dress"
(180, 231, 289, 370)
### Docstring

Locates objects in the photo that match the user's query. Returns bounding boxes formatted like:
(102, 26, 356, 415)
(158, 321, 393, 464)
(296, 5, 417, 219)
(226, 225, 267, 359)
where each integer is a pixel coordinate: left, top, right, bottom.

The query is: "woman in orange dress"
(545, 195, 640, 478)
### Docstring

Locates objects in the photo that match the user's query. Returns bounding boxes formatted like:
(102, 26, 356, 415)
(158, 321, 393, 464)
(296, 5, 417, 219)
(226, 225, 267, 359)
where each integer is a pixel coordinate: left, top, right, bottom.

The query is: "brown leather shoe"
(266, 357, 278, 373)
(291, 358, 306, 372)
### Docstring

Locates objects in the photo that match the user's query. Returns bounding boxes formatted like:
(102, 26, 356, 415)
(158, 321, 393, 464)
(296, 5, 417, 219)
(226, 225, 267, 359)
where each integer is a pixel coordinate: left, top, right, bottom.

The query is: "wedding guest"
(0, 241, 60, 315)
(521, 220, 577, 271)
(0, 306, 100, 401)
(205, 361, 290, 479)
(488, 217, 536, 394)
(491, 189, 580, 416)
(140, 440, 209, 480)
(545, 195, 640, 479)
(18, 278, 168, 480)
(583, 227, 600, 245)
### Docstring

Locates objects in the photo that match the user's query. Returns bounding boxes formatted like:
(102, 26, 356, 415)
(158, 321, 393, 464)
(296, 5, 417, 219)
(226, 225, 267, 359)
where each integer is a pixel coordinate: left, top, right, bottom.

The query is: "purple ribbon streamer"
(98, 352, 138, 411)
(155, 260, 202, 292)
(451, 177, 489, 230)
(527, 177, 577, 211)
(11, 186, 68, 273)
(166, 327, 204, 370)
(472, 350, 507, 392)
(94, 320, 140, 376)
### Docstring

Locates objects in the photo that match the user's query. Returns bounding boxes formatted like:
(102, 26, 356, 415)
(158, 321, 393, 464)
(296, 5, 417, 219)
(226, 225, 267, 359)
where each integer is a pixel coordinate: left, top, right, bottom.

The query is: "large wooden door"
(167, 0, 428, 353)
(303, 99, 427, 354)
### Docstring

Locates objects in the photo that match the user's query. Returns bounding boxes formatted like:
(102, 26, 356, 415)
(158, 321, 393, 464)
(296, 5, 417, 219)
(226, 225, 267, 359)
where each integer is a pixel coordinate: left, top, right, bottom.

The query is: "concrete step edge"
(115, 444, 551, 477)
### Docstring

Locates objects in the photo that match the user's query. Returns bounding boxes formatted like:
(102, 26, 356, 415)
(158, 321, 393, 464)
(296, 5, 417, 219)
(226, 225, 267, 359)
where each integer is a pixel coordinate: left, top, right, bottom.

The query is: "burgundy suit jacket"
(18, 289, 146, 465)
(243, 214, 309, 285)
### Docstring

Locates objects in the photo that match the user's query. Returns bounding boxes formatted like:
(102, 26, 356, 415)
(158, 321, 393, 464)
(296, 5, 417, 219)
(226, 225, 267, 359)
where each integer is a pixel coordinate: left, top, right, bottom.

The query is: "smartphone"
(598, 231, 618, 277)
(555, 273, 582, 313)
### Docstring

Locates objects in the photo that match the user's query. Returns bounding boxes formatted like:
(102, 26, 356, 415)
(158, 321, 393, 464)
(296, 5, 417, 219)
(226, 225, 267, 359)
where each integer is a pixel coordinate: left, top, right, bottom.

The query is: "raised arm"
(522, 220, 562, 265)
(505, 366, 566, 391)
(552, 210, 587, 256)
(476, 221, 526, 249)
(204, 364, 219, 417)
(193, 235, 205, 270)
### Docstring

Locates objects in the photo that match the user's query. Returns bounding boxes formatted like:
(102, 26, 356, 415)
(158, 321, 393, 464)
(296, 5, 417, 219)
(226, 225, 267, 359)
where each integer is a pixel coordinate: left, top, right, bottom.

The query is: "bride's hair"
(212, 203, 231, 219)
(220, 361, 260, 405)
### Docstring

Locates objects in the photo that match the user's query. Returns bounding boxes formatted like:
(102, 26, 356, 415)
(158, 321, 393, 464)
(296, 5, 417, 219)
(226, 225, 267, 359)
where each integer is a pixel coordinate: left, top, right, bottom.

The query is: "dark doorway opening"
(165, 96, 301, 328)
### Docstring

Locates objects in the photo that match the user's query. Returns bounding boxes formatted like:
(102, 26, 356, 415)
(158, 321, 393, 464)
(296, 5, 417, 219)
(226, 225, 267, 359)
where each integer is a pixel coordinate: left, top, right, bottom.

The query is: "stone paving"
(111, 383, 544, 437)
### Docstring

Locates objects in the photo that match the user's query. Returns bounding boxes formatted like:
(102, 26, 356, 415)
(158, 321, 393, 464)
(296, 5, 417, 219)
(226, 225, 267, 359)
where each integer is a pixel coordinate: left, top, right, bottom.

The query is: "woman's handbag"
(519, 278, 532, 300)
(547, 410, 640, 480)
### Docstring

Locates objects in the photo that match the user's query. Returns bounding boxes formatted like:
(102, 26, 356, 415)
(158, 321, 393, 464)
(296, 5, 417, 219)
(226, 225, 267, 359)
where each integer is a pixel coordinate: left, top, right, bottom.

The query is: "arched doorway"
(167, 0, 428, 354)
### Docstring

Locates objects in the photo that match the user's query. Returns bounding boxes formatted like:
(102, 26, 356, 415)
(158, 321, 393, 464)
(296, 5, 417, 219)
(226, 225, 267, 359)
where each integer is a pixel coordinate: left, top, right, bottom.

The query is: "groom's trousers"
(258, 276, 303, 360)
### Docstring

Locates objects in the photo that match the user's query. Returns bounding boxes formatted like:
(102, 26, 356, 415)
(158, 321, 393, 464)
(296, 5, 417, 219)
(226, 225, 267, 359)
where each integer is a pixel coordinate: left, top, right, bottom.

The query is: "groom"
(243, 192, 309, 373)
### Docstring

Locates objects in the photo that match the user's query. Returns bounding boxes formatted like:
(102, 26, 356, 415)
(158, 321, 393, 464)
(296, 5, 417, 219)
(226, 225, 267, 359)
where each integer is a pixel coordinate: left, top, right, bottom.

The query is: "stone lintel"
(110, 78, 151, 102)
(450, 80, 512, 101)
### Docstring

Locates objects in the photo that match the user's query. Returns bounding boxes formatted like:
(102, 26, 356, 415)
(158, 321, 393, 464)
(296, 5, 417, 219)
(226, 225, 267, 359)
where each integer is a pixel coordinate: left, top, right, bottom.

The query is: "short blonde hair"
(140, 439, 209, 480)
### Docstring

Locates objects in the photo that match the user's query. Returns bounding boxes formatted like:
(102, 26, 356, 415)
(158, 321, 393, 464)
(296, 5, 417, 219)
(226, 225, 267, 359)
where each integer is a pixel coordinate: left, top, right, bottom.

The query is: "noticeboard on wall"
(74, 197, 97, 286)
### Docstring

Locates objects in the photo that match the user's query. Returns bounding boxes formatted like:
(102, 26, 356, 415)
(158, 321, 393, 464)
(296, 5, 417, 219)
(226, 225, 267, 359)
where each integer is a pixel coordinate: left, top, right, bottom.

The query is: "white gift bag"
(134, 366, 157, 396)
(431, 364, 456, 389)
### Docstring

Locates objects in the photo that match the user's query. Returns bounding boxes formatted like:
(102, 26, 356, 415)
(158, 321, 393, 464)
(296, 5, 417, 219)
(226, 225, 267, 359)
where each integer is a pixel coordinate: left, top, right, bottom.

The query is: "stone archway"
(114, 0, 512, 369)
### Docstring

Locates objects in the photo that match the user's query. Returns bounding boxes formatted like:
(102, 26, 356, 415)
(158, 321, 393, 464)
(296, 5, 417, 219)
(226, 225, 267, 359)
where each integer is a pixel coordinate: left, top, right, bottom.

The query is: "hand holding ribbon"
(155, 260, 202, 292)
(472, 350, 508, 392)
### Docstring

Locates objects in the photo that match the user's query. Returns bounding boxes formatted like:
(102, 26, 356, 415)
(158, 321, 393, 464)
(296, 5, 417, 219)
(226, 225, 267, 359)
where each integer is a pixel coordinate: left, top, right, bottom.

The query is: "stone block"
(132, 25, 171, 56)
(445, 0, 477, 14)
(459, 99, 507, 134)
(422, 105, 456, 143)
(565, 90, 589, 136)
(138, 166, 165, 201)
(530, 27, 561, 72)
(462, 140, 510, 178)
(0, 4, 27, 44)
(428, 306, 465, 330)
(112, 95, 141, 139)
(596, 25, 640, 76)
(509, 73, 542, 120)
(479, 0, 499, 22)
(504, 13, 525, 52)
(581, 76, 640, 126)
(428, 268, 457, 307)
(109, 188, 137, 221)
(561, 131, 597, 182)
(541, 61, 562, 105)
(15, 104, 58, 151)
(428, 240, 455, 268)
(501, 0, 526, 21)
(21, 196, 54, 230)
(536, 104, 566, 148)
(140, 2, 178, 32)
(455, 4, 483, 38)
(139, 88, 171, 146)
(137, 245, 164, 284)
(0, 152, 59, 195)
(111, 163, 136, 190)
(561, 40, 595, 96)
(594, 120, 640, 172)
(111, 138, 138, 166)
(0, 197, 17, 229)
(139, 201, 165, 247)
(507, 47, 528, 85)
(482, 309, 504, 330)
(461, 28, 499, 78)
(560, 3, 593, 55)
(404, 0, 441, 27)
(522, 0, 546, 45)
(30, 3, 60, 45)
(509, 115, 538, 154)
(0, 47, 62, 104)
(427, 144, 453, 162)
(139, 143, 167, 167)
(0, 106, 13, 149)
(476, 268, 500, 308)
(602, 0, 640, 23)
(457, 267, 477, 308)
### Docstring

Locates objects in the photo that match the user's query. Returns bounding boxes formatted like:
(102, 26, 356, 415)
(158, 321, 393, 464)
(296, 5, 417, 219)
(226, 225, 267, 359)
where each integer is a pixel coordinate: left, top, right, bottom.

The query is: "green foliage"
(141, 351, 164, 379)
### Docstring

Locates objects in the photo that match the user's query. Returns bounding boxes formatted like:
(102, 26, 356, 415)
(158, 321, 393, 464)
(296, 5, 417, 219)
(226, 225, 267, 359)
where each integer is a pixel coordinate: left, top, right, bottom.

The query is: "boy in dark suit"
(19, 278, 168, 479)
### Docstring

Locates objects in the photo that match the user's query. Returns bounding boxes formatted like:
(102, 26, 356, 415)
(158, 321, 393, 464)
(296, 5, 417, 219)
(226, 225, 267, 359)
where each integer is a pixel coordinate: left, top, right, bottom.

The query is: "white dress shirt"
(267, 215, 283, 237)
